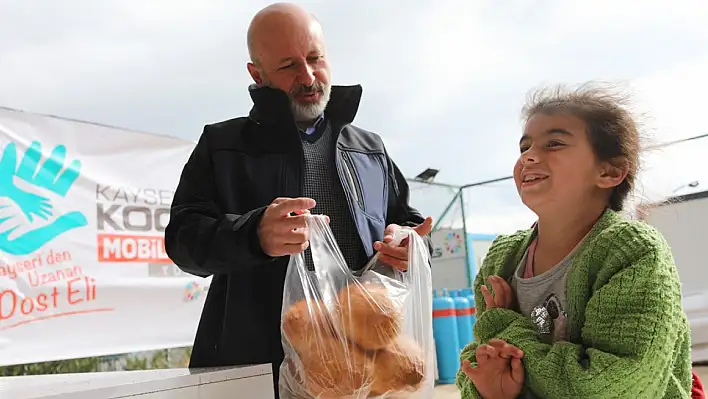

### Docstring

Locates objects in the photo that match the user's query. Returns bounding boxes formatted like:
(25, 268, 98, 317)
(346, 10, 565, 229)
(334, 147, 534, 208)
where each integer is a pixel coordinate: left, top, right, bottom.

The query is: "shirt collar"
(300, 113, 325, 135)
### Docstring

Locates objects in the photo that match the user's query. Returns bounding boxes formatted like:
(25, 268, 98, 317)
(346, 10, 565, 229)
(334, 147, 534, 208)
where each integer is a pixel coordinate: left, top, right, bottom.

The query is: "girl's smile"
(520, 170, 550, 189)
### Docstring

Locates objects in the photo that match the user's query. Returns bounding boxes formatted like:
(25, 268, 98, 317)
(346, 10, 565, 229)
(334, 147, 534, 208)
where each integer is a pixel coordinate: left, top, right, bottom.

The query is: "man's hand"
(481, 275, 516, 310)
(373, 216, 433, 271)
(461, 339, 524, 399)
(257, 197, 323, 257)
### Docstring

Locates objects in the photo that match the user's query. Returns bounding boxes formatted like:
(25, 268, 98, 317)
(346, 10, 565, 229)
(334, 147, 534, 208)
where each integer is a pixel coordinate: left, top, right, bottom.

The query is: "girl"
(456, 83, 693, 398)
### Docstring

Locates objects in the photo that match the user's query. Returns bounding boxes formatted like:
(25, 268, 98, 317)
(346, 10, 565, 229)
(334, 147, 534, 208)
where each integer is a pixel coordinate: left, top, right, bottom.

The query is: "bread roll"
(300, 334, 374, 398)
(336, 282, 402, 350)
(370, 336, 426, 396)
(282, 298, 336, 353)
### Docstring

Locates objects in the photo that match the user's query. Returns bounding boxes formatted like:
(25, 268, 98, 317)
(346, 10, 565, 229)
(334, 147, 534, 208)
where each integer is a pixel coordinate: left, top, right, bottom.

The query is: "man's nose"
(296, 64, 316, 86)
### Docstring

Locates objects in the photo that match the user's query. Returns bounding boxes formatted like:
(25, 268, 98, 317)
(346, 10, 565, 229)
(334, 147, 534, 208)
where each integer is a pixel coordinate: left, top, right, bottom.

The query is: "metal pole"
(458, 188, 472, 287)
(453, 132, 708, 190)
(460, 175, 513, 189)
(424, 131, 708, 194)
(432, 189, 462, 231)
(645, 132, 708, 150)
(405, 178, 461, 190)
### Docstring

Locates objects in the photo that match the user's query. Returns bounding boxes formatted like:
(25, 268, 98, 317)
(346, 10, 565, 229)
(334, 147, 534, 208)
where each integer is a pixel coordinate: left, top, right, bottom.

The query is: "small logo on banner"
(0, 141, 87, 255)
(443, 231, 463, 255)
(184, 281, 208, 302)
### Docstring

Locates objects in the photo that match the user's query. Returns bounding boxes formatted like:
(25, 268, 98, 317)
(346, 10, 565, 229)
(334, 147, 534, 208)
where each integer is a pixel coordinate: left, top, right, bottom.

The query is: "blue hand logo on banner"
(0, 141, 87, 255)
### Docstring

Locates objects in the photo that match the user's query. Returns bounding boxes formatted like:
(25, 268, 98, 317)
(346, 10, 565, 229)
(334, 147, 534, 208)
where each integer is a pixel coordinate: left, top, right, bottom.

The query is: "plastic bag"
(279, 214, 434, 399)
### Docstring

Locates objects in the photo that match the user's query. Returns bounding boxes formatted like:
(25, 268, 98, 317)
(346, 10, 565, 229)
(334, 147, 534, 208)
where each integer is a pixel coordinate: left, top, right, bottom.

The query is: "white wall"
(644, 195, 708, 296)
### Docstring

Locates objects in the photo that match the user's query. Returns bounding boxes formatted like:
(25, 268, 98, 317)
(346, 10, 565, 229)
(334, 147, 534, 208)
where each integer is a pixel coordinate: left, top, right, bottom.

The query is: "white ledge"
(0, 364, 273, 398)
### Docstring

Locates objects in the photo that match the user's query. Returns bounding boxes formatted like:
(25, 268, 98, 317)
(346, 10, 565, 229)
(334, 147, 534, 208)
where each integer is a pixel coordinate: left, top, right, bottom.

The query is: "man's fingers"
(266, 240, 310, 257)
(279, 242, 310, 255)
(279, 214, 309, 231)
(374, 242, 408, 260)
(383, 223, 397, 237)
(378, 254, 407, 271)
(413, 216, 433, 237)
(399, 236, 410, 247)
(271, 197, 316, 216)
(265, 242, 310, 257)
(279, 229, 309, 245)
(510, 357, 524, 384)
(380, 235, 410, 247)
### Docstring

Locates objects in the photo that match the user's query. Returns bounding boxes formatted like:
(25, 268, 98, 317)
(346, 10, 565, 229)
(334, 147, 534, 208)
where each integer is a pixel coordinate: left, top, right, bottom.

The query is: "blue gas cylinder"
(451, 291, 473, 353)
(433, 289, 459, 384)
(462, 288, 477, 327)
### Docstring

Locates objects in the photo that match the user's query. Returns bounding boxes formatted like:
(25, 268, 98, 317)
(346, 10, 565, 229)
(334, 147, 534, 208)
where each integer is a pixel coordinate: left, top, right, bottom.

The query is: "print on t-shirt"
(530, 293, 568, 342)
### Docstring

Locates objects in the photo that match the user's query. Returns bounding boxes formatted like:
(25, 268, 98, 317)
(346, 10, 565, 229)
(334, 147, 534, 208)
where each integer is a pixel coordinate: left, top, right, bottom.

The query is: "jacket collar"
(247, 84, 363, 127)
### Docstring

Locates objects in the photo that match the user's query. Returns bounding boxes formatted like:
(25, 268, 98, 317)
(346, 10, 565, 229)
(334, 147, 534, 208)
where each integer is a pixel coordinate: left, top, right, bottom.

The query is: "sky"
(1, 0, 707, 234)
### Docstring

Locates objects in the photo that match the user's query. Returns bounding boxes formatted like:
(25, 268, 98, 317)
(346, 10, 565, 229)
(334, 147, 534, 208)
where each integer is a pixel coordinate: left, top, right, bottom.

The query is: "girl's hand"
(481, 276, 516, 309)
(461, 339, 525, 399)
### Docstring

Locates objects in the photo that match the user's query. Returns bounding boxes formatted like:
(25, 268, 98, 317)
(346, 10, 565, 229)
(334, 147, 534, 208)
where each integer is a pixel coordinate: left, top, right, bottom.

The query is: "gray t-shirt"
(510, 236, 587, 343)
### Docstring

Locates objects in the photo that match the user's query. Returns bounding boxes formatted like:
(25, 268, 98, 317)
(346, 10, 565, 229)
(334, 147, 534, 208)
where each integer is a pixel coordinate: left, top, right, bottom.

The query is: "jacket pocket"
(342, 151, 387, 222)
(341, 151, 364, 209)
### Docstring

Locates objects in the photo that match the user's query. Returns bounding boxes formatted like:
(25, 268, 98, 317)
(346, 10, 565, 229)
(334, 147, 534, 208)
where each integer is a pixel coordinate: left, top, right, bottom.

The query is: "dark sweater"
(300, 120, 367, 272)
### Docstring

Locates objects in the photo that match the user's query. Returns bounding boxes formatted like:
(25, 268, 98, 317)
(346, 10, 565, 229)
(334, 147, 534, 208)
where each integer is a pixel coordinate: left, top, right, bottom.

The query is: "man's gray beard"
(291, 84, 331, 122)
(259, 73, 331, 123)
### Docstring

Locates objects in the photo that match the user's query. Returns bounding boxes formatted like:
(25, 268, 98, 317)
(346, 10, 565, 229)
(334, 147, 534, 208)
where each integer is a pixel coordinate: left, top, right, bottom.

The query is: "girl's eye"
(546, 141, 564, 148)
(519, 145, 530, 153)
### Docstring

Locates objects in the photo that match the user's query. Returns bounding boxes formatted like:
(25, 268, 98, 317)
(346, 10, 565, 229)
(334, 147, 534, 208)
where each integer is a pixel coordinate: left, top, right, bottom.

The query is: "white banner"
(429, 228, 469, 290)
(430, 228, 466, 261)
(0, 107, 207, 366)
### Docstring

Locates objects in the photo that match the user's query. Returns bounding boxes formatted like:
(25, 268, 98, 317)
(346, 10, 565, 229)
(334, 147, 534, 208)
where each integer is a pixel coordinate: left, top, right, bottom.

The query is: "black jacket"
(165, 84, 428, 367)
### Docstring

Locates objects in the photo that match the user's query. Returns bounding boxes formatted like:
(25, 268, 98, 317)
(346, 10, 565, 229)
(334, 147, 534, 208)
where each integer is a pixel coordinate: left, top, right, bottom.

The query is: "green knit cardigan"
(456, 209, 692, 399)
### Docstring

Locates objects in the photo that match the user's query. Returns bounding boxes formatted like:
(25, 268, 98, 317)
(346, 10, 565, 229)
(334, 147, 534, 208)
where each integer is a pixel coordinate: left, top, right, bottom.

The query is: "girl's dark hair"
(521, 82, 642, 211)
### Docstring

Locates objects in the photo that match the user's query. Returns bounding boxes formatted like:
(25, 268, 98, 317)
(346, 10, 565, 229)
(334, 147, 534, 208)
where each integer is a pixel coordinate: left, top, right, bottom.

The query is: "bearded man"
(165, 3, 432, 397)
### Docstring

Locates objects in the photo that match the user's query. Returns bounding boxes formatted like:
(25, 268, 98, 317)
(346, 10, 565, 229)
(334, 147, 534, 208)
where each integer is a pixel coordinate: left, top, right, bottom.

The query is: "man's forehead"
(259, 34, 325, 63)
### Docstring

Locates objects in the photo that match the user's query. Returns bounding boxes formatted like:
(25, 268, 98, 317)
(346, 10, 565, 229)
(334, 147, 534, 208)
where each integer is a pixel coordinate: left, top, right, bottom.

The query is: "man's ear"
(597, 157, 629, 189)
(247, 62, 263, 85)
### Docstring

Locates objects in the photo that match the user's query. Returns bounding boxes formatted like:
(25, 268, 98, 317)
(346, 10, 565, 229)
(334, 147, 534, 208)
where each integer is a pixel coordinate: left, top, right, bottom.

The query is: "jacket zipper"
(340, 151, 364, 210)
